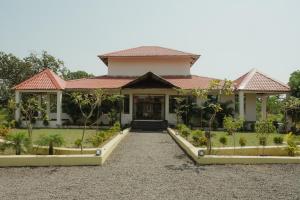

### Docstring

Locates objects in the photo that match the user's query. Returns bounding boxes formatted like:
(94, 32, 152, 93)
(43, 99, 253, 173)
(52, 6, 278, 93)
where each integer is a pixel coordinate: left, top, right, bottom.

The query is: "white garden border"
(168, 128, 300, 165)
(0, 128, 130, 167)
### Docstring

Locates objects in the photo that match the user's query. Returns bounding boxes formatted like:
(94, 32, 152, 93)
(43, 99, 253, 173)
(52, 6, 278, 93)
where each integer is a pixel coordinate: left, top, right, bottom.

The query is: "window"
(123, 95, 130, 114)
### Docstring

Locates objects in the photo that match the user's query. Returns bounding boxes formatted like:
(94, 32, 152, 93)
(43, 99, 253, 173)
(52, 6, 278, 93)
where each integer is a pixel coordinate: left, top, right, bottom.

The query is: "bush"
(181, 127, 191, 138)
(273, 136, 283, 145)
(191, 130, 203, 145)
(74, 139, 82, 148)
(176, 124, 187, 133)
(239, 137, 247, 147)
(258, 136, 267, 146)
(285, 133, 298, 156)
(87, 132, 105, 147)
(0, 125, 10, 137)
(219, 136, 227, 146)
(199, 136, 208, 146)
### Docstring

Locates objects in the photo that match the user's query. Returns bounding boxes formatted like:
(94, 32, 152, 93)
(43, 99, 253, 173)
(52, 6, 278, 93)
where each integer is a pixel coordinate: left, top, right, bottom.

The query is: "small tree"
(71, 89, 105, 152)
(192, 79, 233, 154)
(223, 116, 244, 152)
(37, 134, 64, 155)
(281, 96, 300, 133)
(106, 95, 124, 125)
(19, 97, 42, 150)
(255, 120, 276, 155)
(0, 132, 30, 155)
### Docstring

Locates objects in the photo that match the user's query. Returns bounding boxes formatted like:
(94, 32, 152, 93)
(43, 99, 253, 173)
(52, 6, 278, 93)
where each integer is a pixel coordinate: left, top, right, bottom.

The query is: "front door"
(133, 95, 165, 120)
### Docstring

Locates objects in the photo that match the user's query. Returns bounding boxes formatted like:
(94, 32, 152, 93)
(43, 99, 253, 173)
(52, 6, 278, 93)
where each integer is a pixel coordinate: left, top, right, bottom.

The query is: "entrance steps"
(131, 120, 168, 131)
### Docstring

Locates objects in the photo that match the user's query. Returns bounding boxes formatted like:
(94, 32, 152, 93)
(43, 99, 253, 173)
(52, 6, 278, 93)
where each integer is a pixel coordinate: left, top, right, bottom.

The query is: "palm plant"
(0, 132, 30, 155)
(36, 134, 64, 155)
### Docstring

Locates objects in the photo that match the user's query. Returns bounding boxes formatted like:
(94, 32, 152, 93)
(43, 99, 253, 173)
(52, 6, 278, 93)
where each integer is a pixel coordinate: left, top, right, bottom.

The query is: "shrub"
(74, 139, 82, 148)
(43, 116, 49, 126)
(176, 124, 187, 133)
(258, 136, 267, 146)
(273, 136, 283, 145)
(199, 136, 208, 146)
(239, 137, 247, 147)
(285, 133, 298, 156)
(0, 132, 30, 155)
(219, 136, 227, 146)
(36, 134, 64, 155)
(181, 127, 191, 138)
(191, 130, 203, 145)
(87, 132, 105, 147)
(0, 125, 10, 137)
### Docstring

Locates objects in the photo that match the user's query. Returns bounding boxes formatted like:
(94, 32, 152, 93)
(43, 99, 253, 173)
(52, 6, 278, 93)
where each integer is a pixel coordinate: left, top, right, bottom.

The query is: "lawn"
(11, 128, 99, 148)
(193, 131, 300, 147)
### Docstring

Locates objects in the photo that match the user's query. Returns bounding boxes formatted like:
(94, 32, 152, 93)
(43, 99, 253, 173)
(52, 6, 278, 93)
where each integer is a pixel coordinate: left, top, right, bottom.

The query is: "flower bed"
(168, 128, 300, 165)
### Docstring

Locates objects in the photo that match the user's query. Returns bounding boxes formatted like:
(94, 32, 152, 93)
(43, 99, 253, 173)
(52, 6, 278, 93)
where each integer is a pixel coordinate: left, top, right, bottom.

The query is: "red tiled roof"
(98, 46, 200, 66)
(65, 74, 218, 90)
(234, 68, 290, 92)
(13, 69, 65, 90)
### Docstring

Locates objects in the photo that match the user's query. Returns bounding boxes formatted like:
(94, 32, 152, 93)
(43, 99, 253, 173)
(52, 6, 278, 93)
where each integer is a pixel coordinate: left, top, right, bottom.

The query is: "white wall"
(107, 57, 191, 76)
(245, 93, 256, 121)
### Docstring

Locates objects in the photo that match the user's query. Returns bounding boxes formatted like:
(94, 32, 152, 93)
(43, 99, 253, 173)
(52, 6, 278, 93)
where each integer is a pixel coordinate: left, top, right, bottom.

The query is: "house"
(13, 46, 290, 129)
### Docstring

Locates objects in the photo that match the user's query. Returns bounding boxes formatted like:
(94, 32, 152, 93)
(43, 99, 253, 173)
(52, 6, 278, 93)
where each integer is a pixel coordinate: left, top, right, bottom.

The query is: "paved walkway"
(0, 132, 299, 200)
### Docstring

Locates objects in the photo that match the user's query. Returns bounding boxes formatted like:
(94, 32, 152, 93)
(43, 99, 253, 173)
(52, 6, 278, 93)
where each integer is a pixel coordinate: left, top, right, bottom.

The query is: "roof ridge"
(238, 68, 257, 90)
(255, 70, 290, 89)
(45, 69, 65, 89)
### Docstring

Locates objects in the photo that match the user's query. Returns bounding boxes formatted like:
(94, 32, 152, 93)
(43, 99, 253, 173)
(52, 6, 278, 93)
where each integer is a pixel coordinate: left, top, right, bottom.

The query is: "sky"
(0, 0, 299, 83)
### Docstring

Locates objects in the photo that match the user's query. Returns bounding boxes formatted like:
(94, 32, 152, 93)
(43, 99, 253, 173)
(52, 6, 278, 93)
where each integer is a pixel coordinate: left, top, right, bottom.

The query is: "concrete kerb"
(0, 128, 130, 167)
(167, 128, 300, 165)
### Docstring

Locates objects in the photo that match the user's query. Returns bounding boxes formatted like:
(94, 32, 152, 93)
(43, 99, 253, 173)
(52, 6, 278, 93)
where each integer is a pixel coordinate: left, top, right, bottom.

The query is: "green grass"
(11, 128, 99, 148)
(190, 131, 300, 147)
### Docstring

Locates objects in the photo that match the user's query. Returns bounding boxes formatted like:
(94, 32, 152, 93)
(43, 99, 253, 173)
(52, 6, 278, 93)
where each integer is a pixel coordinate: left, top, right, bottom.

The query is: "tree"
(63, 70, 94, 80)
(192, 79, 233, 154)
(255, 120, 276, 155)
(223, 116, 244, 153)
(19, 97, 43, 150)
(0, 51, 67, 106)
(289, 70, 300, 98)
(281, 96, 300, 133)
(106, 95, 124, 125)
(71, 89, 105, 152)
(36, 134, 64, 155)
(0, 132, 30, 155)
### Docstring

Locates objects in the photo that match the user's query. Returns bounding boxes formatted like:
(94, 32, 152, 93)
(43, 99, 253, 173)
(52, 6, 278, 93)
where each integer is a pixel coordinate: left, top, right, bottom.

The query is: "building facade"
(13, 46, 290, 128)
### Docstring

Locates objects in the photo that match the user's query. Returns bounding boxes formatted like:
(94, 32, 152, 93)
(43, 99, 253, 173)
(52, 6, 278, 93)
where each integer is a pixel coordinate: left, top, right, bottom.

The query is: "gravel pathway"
(0, 131, 299, 200)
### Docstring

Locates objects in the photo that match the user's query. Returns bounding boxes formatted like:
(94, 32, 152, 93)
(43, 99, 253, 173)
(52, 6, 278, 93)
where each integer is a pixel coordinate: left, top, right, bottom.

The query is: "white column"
(37, 94, 42, 118)
(238, 91, 244, 119)
(56, 91, 62, 126)
(261, 95, 267, 120)
(15, 91, 21, 121)
(165, 94, 169, 121)
(46, 94, 51, 118)
(129, 94, 133, 121)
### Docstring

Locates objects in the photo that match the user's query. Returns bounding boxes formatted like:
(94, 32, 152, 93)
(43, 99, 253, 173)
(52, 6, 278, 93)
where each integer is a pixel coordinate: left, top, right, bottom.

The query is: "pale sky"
(0, 0, 299, 83)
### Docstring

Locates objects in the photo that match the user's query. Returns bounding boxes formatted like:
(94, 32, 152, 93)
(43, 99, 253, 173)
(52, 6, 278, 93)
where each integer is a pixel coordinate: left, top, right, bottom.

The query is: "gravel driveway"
(0, 131, 299, 200)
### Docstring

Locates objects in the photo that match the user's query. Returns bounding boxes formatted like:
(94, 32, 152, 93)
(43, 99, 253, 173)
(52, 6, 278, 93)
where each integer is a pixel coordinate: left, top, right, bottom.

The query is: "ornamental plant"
(239, 137, 247, 147)
(273, 136, 283, 145)
(36, 134, 64, 155)
(0, 132, 30, 155)
(255, 119, 276, 155)
(192, 79, 234, 154)
(223, 116, 244, 152)
(285, 132, 298, 156)
(219, 136, 227, 147)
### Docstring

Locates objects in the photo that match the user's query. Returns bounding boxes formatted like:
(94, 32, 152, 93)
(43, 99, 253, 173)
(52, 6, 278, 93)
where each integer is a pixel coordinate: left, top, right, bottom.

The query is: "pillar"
(46, 94, 51, 118)
(238, 91, 244, 119)
(37, 94, 42, 118)
(129, 94, 133, 120)
(261, 95, 267, 120)
(165, 94, 169, 121)
(15, 91, 21, 121)
(56, 91, 62, 126)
